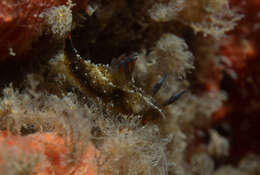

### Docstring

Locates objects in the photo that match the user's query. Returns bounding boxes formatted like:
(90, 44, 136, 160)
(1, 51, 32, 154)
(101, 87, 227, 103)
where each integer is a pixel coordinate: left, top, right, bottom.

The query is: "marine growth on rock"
(1, 0, 259, 175)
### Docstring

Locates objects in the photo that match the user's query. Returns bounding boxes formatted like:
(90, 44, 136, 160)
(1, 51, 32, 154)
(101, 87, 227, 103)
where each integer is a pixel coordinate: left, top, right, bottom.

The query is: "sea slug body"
(64, 36, 165, 123)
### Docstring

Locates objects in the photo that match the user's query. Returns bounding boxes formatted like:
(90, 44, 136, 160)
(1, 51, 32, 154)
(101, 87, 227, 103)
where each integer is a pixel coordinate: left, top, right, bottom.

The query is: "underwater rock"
(0, 0, 88, 60)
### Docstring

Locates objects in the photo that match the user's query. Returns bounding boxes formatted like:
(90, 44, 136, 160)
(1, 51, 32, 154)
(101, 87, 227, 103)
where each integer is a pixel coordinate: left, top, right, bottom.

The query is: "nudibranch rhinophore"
(63, 35, 185, 123)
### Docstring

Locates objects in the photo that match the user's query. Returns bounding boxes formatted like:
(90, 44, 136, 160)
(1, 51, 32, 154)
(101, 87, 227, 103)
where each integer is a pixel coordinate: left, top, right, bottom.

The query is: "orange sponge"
(0, 131, 98, 175)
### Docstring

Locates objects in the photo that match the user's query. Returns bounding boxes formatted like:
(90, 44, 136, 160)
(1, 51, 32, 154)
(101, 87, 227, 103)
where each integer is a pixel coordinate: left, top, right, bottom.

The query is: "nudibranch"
(63, 35, 184, 122)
